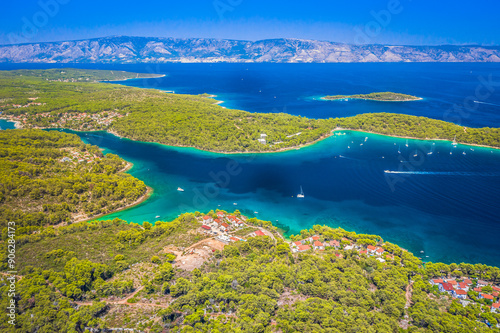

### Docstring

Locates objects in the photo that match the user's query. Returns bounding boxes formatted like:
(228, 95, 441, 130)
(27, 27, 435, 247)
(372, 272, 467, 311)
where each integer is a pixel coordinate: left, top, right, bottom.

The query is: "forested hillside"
(0, 129, 147, 230)
(1, 213, 499, 332)
(336, 113, 500, 148)
(0, 69, 498, 152)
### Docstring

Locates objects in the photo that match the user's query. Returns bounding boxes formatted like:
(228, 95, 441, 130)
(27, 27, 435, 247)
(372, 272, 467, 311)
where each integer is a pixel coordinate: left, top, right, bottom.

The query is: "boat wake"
(384, 170, 500, 176)
(474, 100, 500, 107)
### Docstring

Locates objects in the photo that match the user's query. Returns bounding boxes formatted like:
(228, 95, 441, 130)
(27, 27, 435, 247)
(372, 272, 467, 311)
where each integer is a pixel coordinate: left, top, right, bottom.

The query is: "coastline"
(73, 185, 153, 224)
(321, 96, 423, 102)
(98, 73, 166, 82)
(3, 116, 499, 153)
(338, 128, 500, 151)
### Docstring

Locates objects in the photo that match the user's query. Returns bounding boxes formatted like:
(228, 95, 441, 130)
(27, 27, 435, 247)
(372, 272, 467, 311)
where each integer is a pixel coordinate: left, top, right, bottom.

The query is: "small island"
(323, 92, 422, 102)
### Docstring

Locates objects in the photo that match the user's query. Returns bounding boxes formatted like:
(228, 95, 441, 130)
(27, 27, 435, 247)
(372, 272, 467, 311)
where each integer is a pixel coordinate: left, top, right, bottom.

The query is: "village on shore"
(196, 210, 500, 315)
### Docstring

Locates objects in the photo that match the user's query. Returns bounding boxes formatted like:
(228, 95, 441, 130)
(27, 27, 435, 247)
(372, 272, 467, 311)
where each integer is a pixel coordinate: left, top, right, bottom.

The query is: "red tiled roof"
(221, 222, 229, 228)
(201, 225, 211, 230)
(458, 282, 468, 289)
(441, 283, 454, 291)
(481, 293, 494, 300)
(230, 237, 239, 242)
(455, 289, 467, 295)
(314, 241, 323, 247)
(433, 279, 444, 284)
(493, 292, 499, 297)
(203, 215, 211, 220)
(330, 240, 340, 246)
(493, 286, 500, 291)
(448, 280, 457, 285)
(255, 230, 265, 236)
(214, 219, 221, 223)
(359, 250, 367, 254)
(298, 245, 311, 251)
(294, 241, 302, 246)
(217, 211, 224, 215)
(376, 248, 385, 253)
(492, 303, 500, 309)
(312, 235, 320, 241)
(463, 279, 472, 284)
(367, 245, 376, 251)
(474, 287, 482, 292)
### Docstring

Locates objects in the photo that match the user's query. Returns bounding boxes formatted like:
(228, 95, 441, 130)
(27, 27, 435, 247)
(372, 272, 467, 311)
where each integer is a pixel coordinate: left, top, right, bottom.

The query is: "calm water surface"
(1, 62, 499, 266)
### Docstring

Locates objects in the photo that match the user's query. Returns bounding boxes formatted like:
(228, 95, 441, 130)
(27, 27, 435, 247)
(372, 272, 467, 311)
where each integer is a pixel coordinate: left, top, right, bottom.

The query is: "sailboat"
(297, 186, 305, 198)
(177, 187, 184, 192)
(452, 135, 457, 146)
(405, 139, 409, 148)
(398, 145, 401, 154)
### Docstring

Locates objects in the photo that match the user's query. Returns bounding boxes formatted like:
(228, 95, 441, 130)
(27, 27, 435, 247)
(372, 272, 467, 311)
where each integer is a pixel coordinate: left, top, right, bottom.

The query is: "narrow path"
(75, 286, 171, 309)
(0, 272, 23, 280)
(405, 281, 413, 309)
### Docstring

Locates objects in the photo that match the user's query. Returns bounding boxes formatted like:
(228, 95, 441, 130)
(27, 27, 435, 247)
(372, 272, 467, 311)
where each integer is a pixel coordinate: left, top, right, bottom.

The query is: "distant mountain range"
(1, 36, 499, 63)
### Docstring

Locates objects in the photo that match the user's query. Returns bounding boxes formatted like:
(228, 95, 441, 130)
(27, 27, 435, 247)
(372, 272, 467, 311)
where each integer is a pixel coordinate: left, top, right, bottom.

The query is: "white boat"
(347, 146, 350, 149)
(155, 215, 160, 218)
(398, 145, 401, 154)
(254, 211, 258, 214)
(452, 135, 457, 146)
(177, 187, 184, 192)
(297, 186, 305, 198)
(462, 151, 466, 155)
(405, 139, 408, 147)
(233, 202, 237, 205)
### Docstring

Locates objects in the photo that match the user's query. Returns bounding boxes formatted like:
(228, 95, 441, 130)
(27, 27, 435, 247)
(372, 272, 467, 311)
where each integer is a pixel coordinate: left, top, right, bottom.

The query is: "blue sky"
(0, 0, 498, 45)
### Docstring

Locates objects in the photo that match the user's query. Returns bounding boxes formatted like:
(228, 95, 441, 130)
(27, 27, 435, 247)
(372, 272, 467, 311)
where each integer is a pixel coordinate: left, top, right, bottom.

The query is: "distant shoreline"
(98, 73, 166, 82)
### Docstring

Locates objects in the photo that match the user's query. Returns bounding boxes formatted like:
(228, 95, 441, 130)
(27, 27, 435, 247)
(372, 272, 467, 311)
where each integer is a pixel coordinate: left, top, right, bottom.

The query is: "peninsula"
(323, 92, 422, 102)
(1, 69, 498, 151)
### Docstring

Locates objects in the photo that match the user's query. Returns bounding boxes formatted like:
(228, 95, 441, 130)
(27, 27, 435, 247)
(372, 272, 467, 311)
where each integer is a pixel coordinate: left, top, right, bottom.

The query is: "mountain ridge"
(1, 36, 499, 63)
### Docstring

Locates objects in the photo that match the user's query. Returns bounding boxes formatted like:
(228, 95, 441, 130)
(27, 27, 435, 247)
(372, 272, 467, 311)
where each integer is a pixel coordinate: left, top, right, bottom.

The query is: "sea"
(1, 63, 499, 266)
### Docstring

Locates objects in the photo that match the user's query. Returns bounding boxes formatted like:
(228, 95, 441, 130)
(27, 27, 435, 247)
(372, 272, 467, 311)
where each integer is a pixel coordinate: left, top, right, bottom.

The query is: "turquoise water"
(1, 62, 499, 266)
(59, 129, 500, 267)
(0, 119, 16, 129)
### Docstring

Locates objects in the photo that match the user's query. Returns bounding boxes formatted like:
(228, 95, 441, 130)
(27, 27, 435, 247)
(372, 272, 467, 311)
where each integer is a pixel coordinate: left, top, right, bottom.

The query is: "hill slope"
(1, 36, 500, 63)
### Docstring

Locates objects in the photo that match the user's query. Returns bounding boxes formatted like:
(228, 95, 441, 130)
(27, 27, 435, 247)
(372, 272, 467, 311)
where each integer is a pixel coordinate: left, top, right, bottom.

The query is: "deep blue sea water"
(1, 63, 499, 266)
(2, 62, 500, 127)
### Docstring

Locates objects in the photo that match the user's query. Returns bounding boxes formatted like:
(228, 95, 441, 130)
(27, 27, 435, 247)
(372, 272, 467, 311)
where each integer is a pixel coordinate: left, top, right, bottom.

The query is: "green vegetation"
(1, 214, 500, 332)
(1, 69, 498, 151)
(0, 68, 162, 82)
(0, 129, 147, 232)
(336, 113, 500, 148)
(324, 92, 421, 101)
